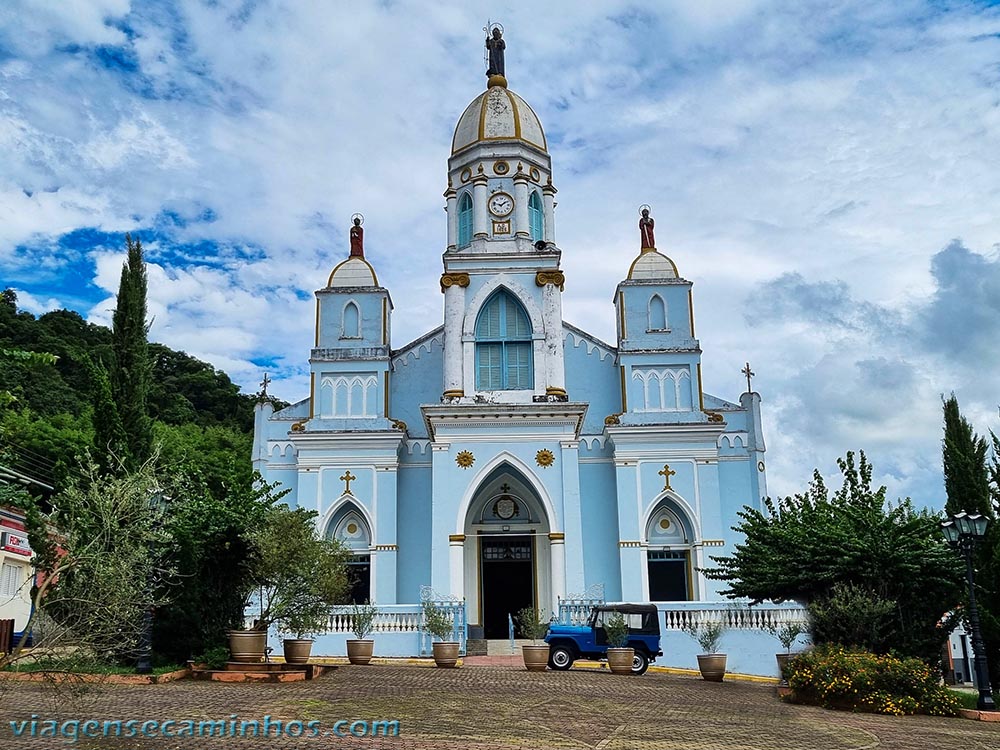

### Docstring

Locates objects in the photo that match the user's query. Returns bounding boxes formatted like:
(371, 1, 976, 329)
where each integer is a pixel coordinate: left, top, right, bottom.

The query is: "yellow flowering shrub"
(784, 644, 959, 716)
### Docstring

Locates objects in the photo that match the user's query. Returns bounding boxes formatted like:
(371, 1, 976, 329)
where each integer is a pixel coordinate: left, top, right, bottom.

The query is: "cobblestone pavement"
(2, 665, 999, 750)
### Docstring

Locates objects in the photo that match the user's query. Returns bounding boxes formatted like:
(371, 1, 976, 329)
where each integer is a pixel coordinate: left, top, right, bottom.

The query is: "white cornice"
(421, 402, 588, 441)
(606, 423, 726, 446)
(289, 431, 405, 455)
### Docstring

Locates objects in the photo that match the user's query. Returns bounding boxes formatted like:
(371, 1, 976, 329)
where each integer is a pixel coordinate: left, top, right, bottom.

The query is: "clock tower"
(439, 34, 565, 402)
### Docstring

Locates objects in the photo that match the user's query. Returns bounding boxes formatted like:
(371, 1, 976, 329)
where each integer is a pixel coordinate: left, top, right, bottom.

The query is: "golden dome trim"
(453, 87, 547, 155)
(487, 74, 507, 89)
(326, 256, 380, 288)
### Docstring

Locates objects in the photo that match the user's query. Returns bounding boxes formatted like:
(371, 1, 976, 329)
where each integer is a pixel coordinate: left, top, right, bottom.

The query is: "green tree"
(704, 451, 963, 663)
(152, 472, 285, 662)
(110, 234, 153, 469)
(942, 394, 991, 517)
(90, 357, 127, 471)
(5, 459, 173, 668)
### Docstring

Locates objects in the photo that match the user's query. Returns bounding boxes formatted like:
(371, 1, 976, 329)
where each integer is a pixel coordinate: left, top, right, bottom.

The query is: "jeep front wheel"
(631, 650, 649, 675)
(548, 645, 575, 671)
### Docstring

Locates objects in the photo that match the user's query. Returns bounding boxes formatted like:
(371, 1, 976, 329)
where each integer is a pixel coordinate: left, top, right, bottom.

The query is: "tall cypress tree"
(942, 394, 991, 517)
(110, 234, 153, 470)
(90, 357, 128, 472)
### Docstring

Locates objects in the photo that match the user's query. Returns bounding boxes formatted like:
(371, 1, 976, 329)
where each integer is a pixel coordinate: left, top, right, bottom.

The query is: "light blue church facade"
(252, 61, 778, 657)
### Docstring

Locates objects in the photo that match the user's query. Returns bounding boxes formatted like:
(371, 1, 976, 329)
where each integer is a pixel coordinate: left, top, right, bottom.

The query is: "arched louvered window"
(529, 191, 544, 242)
(458, 192, 473, 248)
(475, 290, 532, 390)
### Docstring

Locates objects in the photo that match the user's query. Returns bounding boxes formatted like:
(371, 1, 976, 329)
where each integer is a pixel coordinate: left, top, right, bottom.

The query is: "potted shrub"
(683, 619, 727, 681)
(604, 612, 633, 675)
(515, 607, 550, 672)
(231, 505, 350, 665)
(423, 600, 460, 668)
(766, 621, 806, 684)
(346, 601, 378, 665)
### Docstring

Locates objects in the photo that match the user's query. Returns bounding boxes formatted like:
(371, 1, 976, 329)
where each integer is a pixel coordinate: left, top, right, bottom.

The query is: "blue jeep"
(545, 604, 662, 675)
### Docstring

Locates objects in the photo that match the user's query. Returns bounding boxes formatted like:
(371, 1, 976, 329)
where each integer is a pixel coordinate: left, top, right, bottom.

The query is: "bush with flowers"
(784, 644, 959, 717)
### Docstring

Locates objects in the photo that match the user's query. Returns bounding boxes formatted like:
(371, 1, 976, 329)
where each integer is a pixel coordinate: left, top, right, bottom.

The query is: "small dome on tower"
(452, 84, 547, 155)
(628, 250, 679, 281)
(327, 257, 378, 288)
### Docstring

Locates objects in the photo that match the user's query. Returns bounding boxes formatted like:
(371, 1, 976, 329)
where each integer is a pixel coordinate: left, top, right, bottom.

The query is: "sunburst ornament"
(535, 449, 555, 468)
(456, 450, 475, 469)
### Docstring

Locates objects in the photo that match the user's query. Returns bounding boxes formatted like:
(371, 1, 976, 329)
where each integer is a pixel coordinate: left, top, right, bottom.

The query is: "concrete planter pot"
(227, 630, 267, 663)
(775, 653, 794, 684)
(432, 641, 460, 668)
(347, 639, 375, 665)
(282, 638, 313, 665)
(521, 644, 550, 672)
(697, 653, 727, 682)
(606, 647, 635, 675)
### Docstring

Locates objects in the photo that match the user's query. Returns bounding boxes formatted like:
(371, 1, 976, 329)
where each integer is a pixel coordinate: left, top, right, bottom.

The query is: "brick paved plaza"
(2, 664, 998, 749)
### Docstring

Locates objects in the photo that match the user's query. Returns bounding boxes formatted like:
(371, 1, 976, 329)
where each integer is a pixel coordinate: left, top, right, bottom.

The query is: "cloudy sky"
(2, 1, 999, 509)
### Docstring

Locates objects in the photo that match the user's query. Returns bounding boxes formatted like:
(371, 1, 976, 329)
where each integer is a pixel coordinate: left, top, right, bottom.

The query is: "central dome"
(451, 83, 547, 155)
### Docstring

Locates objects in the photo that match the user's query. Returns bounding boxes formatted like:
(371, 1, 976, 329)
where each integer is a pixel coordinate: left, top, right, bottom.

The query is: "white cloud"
(1, 1, 999, 508)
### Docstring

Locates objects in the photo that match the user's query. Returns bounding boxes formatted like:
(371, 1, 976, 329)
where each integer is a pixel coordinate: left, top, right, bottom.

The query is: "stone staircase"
(486, 639, 533, 656)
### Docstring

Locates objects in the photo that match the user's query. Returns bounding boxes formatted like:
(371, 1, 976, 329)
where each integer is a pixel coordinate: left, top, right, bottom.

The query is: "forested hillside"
(0, 288, 277, 493)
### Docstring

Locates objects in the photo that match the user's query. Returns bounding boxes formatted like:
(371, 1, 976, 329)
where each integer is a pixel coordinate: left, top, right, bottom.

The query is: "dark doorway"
(481, 535, 534, 639)
(647, 550, 690, 601)
(346, 555, 371, 604)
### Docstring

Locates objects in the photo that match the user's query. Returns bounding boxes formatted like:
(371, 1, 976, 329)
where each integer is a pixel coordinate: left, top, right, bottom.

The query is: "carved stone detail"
(440, 272, 471, 292)
(535, 270, 565, 290)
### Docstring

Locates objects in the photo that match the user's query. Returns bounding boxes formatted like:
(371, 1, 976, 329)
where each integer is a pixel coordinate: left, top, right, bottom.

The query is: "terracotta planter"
(347, 639, 375, 665)
(228, 630, 267, 664)
(282, 638, 313, 665)
(606, 647, 635, 675)
(432, 641, 460, 668)
(521, 644, 550, 672)
(697, 653, 727, 682)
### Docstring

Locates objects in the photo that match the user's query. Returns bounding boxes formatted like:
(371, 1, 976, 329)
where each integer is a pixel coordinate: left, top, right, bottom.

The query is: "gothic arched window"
(342, 301, 361, 338)
(528, 191, 544, 242)
(458, 192, 473, 248)
(648, 294, 666, 331)
(475, 290, 532, 390)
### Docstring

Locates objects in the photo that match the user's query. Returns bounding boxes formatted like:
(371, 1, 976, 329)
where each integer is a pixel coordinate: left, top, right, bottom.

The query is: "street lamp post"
(941, 511, 995, 711)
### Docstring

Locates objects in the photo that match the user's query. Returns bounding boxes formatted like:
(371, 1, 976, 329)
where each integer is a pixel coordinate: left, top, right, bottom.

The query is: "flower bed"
(783, 644, 959, 716)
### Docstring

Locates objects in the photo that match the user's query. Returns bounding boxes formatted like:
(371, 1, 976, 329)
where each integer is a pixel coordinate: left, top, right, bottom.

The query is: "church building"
(252, 30, 768, 642)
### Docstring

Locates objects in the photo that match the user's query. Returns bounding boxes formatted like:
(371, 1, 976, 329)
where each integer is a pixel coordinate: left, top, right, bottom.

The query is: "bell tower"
(439, 27, 566, 402)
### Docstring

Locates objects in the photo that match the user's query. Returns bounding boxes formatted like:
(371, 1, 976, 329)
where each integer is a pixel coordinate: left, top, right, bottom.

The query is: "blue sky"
(2, 0, 999, 509)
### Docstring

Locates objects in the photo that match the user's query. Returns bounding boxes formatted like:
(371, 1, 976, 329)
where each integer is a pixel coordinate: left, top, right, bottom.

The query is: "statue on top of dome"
(485, 24, 505, 78)
(349, 214, 364, 257)
(639, 205, 655, 250)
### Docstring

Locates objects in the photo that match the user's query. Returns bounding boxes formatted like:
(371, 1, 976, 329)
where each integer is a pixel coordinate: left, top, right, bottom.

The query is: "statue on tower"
(639, 205, 656, 250)
(485, 24, 505, 78)
(349, 214, 364, 257)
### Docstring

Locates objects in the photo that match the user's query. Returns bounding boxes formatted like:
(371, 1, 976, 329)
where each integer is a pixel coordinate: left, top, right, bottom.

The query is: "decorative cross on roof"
(659, 464, 676, 491)
(741, 362, 755, 394)
(340, 470, 357, 495)
(258, 372, 271, 402)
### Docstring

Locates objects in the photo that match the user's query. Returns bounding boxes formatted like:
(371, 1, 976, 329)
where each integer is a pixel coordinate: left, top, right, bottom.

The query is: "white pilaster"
(442, 276, 467, 396)
(473, 175, 489, 238)
(449, 535, 465, 600)
(541, 280, 566, 394)
(542, 183, 557, 244)
(513, 172, 530, 237)
(550, 534, 566, 614)
(445, 187, 457, 250)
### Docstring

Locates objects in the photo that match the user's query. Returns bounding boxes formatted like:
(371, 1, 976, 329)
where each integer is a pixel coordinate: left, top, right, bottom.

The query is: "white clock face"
(489, 193, 514, 217)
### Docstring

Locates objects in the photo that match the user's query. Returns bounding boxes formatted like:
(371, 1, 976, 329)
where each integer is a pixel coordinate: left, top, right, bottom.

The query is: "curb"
(959, 709, 1000, 722)
(307, 656, 779, 682)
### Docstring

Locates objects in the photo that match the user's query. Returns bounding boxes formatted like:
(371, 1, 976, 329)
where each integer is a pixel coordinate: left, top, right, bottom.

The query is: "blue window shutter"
(529, 192, 544, 242)
(458, 193, 473, 248)
(474, 290, 534, 390)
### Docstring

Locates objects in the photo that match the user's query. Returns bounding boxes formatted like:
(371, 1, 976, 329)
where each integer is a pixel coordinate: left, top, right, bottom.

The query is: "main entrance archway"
(463, 463, 551, 639)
